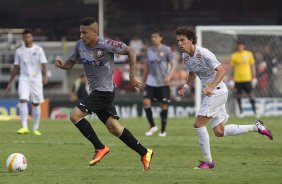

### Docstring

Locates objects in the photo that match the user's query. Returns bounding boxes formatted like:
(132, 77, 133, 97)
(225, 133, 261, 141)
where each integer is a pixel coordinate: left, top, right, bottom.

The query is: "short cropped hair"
(151, 29, 162, 37)
(80, 17, 97, 26)
(237, 40, 245, 45)
(22, 29, 33, 36)
(175, 26, 197, 44)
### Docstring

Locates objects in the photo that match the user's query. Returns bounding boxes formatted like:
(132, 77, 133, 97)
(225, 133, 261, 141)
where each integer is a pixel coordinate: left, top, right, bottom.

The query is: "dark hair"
(175, 26, 197, 44)
(22, 29, 33, 35)
(80, 17, 97, 26)
(237, 40, 245, 45)
(151, 29, 162, 37)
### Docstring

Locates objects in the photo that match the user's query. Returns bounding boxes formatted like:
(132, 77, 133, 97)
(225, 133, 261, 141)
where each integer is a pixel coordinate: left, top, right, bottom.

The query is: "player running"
(176, 26, 273, 169)
(55, 17, 153, 171)
(142, 29, 176, 137)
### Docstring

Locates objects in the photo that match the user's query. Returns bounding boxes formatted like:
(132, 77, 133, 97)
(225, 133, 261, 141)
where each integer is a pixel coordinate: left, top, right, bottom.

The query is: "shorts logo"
(79, 103, 86, 106)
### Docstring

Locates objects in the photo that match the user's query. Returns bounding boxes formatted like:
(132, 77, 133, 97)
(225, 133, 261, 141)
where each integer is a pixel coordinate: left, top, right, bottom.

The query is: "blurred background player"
(55, 17, 153, 171)
(6, 29, 48, 135)
(142, 29, 176, 137)
(230, 41, 258, 118)
(70, 73, 89, 104)
(176, 27, 273, 169)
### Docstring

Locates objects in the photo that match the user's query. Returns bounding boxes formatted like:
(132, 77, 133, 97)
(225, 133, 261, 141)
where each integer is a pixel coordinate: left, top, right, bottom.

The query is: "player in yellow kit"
(230, 41, 258, 117)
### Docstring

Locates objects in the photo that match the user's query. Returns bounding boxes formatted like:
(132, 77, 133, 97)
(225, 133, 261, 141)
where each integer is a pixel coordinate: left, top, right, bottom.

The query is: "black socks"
(144, 107, 156, 127)
(119, 128, 147, 156)
(160, 109, 168, 133)
(75, 118, 105, 150)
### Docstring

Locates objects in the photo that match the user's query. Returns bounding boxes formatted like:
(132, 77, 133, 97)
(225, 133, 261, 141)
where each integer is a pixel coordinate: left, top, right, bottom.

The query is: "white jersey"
(14, 44, 47, 82)
(182, 46, 227, 92)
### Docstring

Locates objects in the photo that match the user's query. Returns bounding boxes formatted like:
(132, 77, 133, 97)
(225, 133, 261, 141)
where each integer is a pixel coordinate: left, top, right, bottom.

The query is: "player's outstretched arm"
(54, 57, 76, 70)
(164, 60, 176, 84)
(6, 65, 19, 92)
(42, 63, 48, 85)
(124, 46, 143, 92)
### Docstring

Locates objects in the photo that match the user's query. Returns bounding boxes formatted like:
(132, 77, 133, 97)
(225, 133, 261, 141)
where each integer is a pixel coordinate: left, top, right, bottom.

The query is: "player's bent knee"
(194, 121, 205, 128)
(214, 131, 224, 137)
(105, 118, 123, 136)
(160, 103, 168, 110)
(69, 109, 85, 124)
(143, 99, 151, 107)
(69, 112, 78, 123)
(20, 99, 27, 103)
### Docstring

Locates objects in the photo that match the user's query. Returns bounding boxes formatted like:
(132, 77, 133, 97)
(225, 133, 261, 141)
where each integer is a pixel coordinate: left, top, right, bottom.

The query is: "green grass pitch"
(0, 116, 282, 184)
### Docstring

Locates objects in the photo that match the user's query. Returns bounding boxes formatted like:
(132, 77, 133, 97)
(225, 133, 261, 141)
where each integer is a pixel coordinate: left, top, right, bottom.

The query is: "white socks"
(224, 124, 257, 137)
(20, 103, 28, 129)
(32, 106, 41, 130)
(195, 127, 212, 163)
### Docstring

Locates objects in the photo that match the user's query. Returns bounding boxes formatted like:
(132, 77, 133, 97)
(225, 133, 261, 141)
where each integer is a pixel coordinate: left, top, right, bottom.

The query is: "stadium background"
(0, 1, 282, 184)
(0, 0, 282, 119)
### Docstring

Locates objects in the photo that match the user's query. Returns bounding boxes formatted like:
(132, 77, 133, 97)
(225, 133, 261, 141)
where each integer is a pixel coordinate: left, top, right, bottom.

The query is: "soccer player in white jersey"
(6, 29, 48, 136)
(176, 27, 273, 169)
(143, 29, 176, 137)
(55, 17, 153, 171)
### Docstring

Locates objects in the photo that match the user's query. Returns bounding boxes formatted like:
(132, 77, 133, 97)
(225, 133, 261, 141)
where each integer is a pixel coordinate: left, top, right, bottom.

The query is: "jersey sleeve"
(14, 50, 20, 65)
(69, 41, 81, 62)
(248, 51, 255, 65)
(203, 49, 221, 69)
(39, 47, 48, 64)
(166, 47, 174, 62)
(104, 39, 127, 54)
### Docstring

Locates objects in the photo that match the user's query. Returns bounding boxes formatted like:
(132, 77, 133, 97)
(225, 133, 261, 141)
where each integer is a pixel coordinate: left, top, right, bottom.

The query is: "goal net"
(196, 26, 282, 116)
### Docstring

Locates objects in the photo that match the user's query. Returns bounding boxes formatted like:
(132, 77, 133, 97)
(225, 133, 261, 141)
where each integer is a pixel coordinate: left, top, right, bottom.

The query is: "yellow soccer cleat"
(89, 146, 110, 166)
(17, 128, 29, 134)
(141, 149, 154, 171)
(33, 130, 42, 136)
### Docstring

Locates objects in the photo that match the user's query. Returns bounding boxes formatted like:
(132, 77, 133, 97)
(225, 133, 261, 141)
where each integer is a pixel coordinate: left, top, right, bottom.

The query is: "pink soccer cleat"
(256, 120, 273, 140)
(193, 161, 215, 169)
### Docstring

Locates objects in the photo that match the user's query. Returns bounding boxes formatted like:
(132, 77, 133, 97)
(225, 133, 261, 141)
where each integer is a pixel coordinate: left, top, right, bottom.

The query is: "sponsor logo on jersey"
(196, 53, 202, 61)
(105, 39, 122, 48)
(81, 58, 104, 67)
(183, 53, 189, 62)
(159, 52, 164, 57)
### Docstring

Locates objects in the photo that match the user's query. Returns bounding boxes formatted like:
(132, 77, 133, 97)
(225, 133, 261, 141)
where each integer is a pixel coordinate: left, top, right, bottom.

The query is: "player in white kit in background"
(176, 26, 273, 169)
(6, 29, 48, 136)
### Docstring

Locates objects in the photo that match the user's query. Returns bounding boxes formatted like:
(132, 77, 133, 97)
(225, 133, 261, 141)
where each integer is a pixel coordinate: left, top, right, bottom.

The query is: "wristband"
(184, 84, 189, 89)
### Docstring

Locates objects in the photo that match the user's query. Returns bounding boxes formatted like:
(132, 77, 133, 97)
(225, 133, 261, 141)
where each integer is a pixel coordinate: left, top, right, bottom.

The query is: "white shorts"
(18, 80, 44, 104)
(198, 91, 229, 128)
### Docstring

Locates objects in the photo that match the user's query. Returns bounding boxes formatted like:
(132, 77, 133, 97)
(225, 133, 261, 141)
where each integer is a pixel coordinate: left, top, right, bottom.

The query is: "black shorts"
(77, 90, 119, 124)
(235, 81, 253, 95)
(143, 85, 170, 103)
